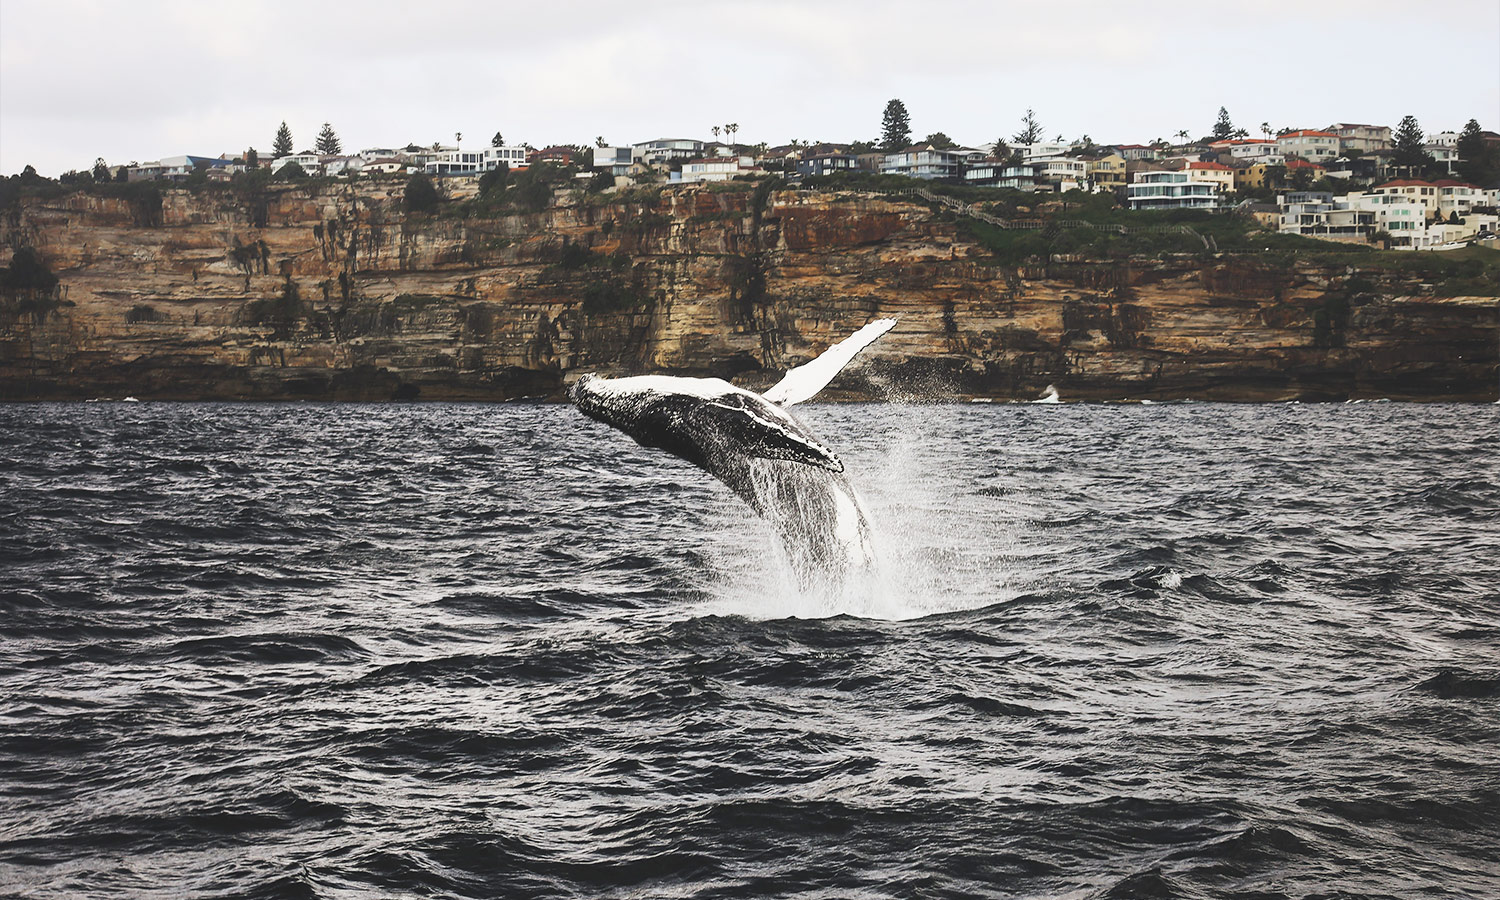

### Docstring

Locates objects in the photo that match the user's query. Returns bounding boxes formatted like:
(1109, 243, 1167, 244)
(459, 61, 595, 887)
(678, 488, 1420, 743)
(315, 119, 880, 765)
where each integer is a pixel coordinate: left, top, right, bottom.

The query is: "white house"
(361, 158, 411, 175)
(1276, 130, 1341, 163)
(1276, 192, 1376, 240)
(1211, 139, 1280, 162)
(322, 156, 363, 177)
(674, 156, 756, 183)
(1340, 191, 1431, 246)
(1020, 141, 1071, 160)
(424, 150, 487, 176)
(1030, 156, 1088, 191)
(1127, 170, 1223, 209)
(483, 145, 528, 171)
(272, 153, 323, 175)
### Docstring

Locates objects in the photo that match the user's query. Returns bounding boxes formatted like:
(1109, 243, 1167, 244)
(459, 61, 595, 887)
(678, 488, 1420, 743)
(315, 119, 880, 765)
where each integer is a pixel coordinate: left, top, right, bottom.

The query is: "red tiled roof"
(1284, 159, 1325, 170)
(1278, 130, 1338, 139)
(1187, 161, 1232, 170)
(1375, 179, 1436, 189)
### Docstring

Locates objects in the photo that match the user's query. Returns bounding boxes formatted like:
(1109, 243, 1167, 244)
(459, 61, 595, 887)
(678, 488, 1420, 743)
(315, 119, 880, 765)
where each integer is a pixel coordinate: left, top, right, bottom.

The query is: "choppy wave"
(1, 401, 1498, 899)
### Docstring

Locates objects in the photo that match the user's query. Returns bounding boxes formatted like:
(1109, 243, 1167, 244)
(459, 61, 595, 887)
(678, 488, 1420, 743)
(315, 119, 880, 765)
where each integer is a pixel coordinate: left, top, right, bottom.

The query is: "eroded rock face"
(1, 182, 1495, 401)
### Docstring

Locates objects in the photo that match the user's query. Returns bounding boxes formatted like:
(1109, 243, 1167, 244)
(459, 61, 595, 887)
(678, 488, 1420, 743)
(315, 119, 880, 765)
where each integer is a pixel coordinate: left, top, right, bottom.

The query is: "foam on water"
(691, 402, 1030, 622)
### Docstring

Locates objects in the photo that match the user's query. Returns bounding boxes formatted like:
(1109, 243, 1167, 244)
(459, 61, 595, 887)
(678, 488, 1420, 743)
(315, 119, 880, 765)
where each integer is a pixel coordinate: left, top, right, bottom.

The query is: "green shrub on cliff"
(1, 247, 59, 295)
(404, 174, 441, 213)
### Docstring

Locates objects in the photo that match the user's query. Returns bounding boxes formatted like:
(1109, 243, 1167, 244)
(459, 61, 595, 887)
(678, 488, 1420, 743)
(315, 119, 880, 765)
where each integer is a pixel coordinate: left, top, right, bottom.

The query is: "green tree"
(1455, 119, 1498, 185)
(404, 173, 440, 212)
(92, 158, 110, 181)
(1212, 107, 1234, 141)
(923, 132, 956, 150)
(245, 148, 259, 168)
(478, 162, 510, 197)
(273, 122, 293, 158)
(1013, 109, 1042, 145)
(274, 161, 306, 181)
(492, 132, 504, 147)
(315, 123, 342, 155)
(1391, 115, 1432, 173)
(881, 99, 912, 152)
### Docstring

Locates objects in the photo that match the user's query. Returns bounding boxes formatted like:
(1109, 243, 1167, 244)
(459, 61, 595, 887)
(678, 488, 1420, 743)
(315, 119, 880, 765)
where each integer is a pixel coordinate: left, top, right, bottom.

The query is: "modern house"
(1127, 170, 1224, 209)
(633, 138, 705, 166)
(881, 144, 965, 180)
(963, 160, 1041, 190)
(592, 146, 635, 176)
(1277, 193, 1377, 241)
(485, 145, 528, 171)
(797, 153, 859, 178)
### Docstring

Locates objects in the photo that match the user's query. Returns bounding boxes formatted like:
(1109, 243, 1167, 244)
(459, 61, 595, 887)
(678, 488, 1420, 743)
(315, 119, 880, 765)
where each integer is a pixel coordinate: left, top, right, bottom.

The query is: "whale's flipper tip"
(763, 317, 898, 407)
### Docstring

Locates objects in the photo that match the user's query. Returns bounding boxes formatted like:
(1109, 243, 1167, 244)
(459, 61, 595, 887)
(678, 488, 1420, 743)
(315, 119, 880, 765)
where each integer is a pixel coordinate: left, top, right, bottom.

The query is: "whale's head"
(568, 374, 612, 423)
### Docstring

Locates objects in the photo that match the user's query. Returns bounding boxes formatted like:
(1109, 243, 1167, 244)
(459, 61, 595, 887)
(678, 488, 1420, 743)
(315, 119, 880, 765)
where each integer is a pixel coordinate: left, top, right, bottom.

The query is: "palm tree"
(712, 125, 721, 142)
(1260, 122, 1272, 139)
(455, 132, 462, 148)
(595, 136, 606, 148)
(1175, 129, 1190, 144)
(726, 123, 739, 146)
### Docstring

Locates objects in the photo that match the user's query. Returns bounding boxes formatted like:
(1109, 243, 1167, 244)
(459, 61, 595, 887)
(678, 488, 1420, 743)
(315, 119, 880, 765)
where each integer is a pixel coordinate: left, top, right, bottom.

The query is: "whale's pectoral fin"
(697, 400, 844, 472)
(762, 318, 897, 407)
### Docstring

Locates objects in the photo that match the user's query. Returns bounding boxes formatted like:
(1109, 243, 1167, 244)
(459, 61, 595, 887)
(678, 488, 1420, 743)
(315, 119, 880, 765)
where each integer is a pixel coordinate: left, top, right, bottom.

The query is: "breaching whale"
(570, 319, 897, 586)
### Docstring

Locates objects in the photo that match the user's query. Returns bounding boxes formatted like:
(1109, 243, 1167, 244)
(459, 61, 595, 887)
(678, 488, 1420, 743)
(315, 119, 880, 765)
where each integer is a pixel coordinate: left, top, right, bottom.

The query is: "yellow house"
(1087, 153, 1127, 191)
(1237, 162, 1284, 191)
(1183, 161, 1236, 194)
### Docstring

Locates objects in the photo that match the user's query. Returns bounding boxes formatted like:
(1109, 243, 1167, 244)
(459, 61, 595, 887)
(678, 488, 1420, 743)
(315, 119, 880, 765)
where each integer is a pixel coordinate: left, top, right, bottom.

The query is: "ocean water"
(1, 401, 1497, 900)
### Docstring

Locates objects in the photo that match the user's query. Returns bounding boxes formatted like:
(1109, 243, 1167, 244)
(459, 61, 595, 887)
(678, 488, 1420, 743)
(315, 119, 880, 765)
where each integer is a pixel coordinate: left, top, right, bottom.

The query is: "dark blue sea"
(2, 401, 1498, 899)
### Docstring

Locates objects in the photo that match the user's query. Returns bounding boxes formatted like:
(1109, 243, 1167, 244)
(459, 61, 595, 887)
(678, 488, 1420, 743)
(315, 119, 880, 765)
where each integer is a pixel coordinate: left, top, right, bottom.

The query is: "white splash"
(692, 405, 1030, 622)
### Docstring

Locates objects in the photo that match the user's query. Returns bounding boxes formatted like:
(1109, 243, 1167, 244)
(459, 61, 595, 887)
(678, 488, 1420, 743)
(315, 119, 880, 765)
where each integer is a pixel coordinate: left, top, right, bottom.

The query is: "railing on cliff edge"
(883, 187, 1217, 251)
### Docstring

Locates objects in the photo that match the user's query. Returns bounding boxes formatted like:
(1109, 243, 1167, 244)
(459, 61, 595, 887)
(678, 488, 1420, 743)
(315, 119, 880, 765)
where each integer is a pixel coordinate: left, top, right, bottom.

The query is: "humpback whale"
(570, 319, 897, 586)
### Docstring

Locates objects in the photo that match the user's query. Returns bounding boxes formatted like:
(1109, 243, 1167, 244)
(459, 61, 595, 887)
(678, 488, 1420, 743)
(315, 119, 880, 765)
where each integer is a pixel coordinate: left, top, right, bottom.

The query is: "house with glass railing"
(1126, 171, 1223, 209)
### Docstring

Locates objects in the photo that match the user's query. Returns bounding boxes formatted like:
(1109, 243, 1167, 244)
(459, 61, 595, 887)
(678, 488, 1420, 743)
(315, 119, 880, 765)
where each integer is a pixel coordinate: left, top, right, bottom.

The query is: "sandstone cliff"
(2, 182, 1496, 401)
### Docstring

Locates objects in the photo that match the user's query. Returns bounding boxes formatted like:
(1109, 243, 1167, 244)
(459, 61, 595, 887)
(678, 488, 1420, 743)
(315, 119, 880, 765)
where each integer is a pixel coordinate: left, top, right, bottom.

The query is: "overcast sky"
(3, 0, 1497, 176)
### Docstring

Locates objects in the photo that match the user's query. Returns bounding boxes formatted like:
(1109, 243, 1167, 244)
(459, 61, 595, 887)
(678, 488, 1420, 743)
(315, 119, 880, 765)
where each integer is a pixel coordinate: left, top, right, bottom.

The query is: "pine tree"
(246, 148, 259, 168)
(1212, 107, 1234, 141)
(92, 158, 110, 181)
(881, 99, 912, 152)
(1013, 109, 1043, 145)
(315, 123, 342, 156)
(1391, 115, 1432, 173)
(491, 132, 504, 148)
(272, 122, 293, 158)
(1455, 119, 1498, 185)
